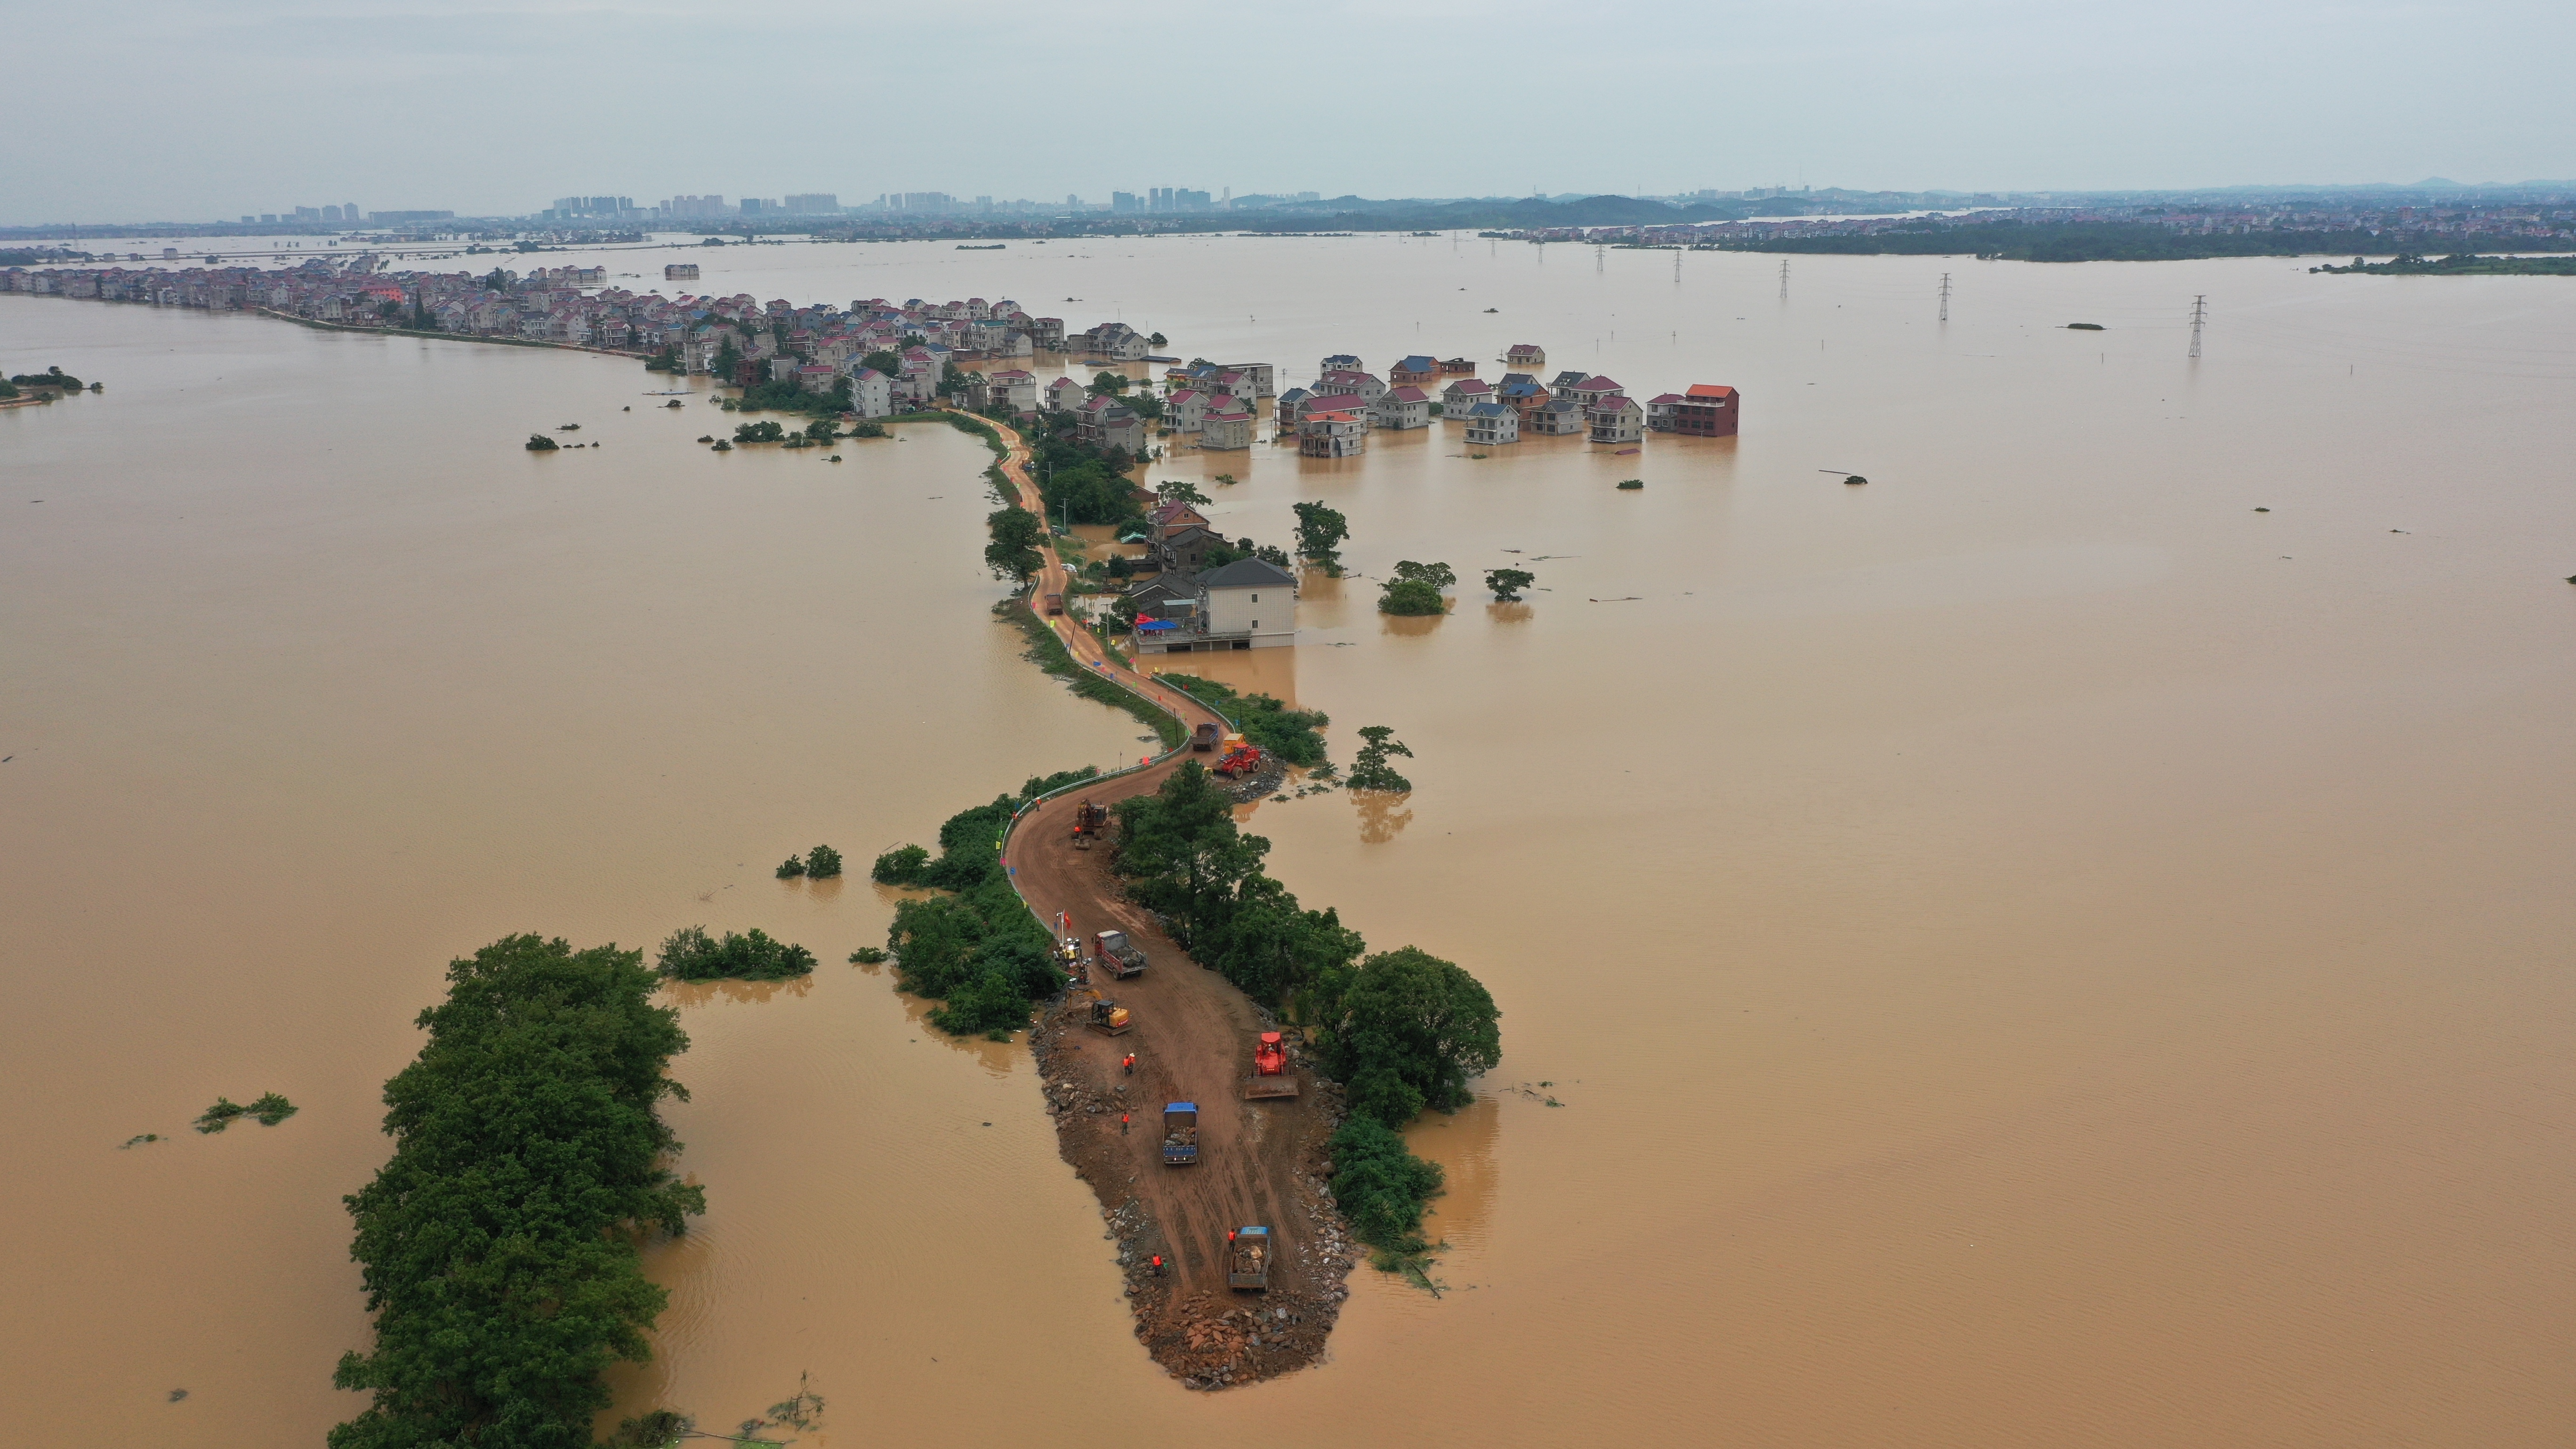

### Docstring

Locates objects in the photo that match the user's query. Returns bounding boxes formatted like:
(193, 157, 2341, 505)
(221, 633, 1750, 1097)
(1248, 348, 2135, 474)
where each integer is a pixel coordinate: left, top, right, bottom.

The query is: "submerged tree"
(1346, 725, 1414, 793)
(1484, 567, 1535, 601)
(1291, 500, 1350, 575)
(984, 506, 1046, 582)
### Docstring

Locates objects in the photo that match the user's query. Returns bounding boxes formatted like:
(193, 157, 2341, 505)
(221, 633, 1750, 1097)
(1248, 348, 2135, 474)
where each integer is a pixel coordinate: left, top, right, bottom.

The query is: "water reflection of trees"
(1354, 791, 1413, 844)
(664, 976, 815, 1007)
(899, 990, 1021, 1079)
(1485, 601, 1533, 625)
(1410, 1095, 1500, 1254)
(1380, 612, 1444, 638)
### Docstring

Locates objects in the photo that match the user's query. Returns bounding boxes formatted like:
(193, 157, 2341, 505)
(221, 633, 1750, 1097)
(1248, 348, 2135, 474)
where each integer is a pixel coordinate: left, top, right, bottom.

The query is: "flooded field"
(4, 237, 2573, 1446)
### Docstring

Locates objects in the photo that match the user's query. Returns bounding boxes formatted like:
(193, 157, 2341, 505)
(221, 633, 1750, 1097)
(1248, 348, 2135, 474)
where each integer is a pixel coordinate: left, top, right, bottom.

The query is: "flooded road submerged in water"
(4, 240, 2574, 1447)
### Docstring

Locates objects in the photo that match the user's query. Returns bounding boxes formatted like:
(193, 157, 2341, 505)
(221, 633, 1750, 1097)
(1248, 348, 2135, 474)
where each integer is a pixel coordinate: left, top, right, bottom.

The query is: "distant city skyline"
(5, 0, 2571, 226)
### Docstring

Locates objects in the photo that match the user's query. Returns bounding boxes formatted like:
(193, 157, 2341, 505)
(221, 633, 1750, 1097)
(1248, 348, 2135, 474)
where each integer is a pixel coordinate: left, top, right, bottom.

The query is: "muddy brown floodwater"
(4, 239, 2575, 1448)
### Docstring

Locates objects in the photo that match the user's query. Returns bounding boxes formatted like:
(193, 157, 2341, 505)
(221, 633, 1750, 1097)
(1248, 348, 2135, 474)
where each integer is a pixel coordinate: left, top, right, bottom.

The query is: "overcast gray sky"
(8, 0, 2570, 223)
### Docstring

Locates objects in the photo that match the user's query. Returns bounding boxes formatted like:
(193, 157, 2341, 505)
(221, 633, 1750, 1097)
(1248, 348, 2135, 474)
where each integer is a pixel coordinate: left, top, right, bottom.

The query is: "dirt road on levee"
(973, 413, 1357, 1388)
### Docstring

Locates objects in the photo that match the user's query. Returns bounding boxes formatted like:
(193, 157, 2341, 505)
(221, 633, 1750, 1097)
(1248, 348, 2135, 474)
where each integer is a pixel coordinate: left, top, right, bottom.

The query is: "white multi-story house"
(1371, 385, 1433, 430)
(1441, 378, 1495, 416)
(986, 368, 1039, 413)
(1218, 362, 1275, 397)
(1045, 375, 1087, 411)
(1569, 374, 1626, 409)
(1202, 403, 1255, 450)
(1586, 394, 1644, 444)
(845, 366, 894, 418)
(1133, 557, 1298, 655)
(1165, 388, 1211, 432)
(1299, 409, 1367, 458)
(1463, 401, 1520, 446)
(1316, 369, 1385, 404)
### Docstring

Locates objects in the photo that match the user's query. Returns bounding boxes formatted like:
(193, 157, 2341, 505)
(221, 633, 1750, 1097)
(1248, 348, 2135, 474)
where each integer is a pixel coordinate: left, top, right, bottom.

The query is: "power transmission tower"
(1779, 259, 1789, 298)
(2189, 295, 2206, 358)
(1939, 272, 1951, 322)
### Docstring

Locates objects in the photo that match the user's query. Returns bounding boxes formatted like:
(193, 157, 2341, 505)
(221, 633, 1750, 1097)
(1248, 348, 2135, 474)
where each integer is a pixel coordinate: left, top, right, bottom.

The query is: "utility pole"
(1938, 272, 1951, 322)
(1779, 259, 1789, 298)
(2189, 295, 2207, 358)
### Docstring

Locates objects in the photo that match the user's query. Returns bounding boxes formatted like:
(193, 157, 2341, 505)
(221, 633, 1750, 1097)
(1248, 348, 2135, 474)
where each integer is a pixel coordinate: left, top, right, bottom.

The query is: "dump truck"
(1241, 1031, 1299, 1099)
(1044, 594, 1065, 615)
(1086, 998, 1132, 1036)
(1191, 721, 1221, 752)
(1095, 928, 1148, 979)
(1070, 800, 1108, 850)
(1161, 1103, 1199, 1165)
(1227, 1226, 1272, 1291)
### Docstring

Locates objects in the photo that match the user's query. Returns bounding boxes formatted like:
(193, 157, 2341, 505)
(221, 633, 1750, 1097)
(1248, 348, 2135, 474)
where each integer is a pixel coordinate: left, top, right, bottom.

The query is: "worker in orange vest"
(1120, 1111, 1130, 1135)
(1122, 1052, 1136, 1076)
(1150, 1254, 1163, 1278)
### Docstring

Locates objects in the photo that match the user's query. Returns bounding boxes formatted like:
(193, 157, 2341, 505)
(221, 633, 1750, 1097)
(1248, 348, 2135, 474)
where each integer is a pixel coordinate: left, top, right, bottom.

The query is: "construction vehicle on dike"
(1161, 1103, 1199, 1165)
(1227, 1226, 1272, 1291)
(1095, 928, 1148, 979)
(1070, 799, 1108, 850)
(1242, 1031, 1300, 1099)
(1212, 738, 1265, 779)
(1191, 721, 1221, 752)
(1086, 998, 1132, 1036)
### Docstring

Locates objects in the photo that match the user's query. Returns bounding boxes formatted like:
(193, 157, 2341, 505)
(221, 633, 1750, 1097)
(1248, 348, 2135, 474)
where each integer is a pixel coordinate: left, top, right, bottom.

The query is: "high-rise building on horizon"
(783, 193, 839, 214)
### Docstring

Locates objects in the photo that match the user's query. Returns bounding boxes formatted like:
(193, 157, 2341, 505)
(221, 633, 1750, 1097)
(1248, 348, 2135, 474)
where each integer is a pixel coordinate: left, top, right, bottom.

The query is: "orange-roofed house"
(1299, 410, 1367, 458)
(1672, 383, 1740, 437)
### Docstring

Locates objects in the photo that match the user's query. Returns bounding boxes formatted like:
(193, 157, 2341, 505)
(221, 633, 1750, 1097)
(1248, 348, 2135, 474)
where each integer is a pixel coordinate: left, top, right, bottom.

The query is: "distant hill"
(1704, 220, 2576, 262)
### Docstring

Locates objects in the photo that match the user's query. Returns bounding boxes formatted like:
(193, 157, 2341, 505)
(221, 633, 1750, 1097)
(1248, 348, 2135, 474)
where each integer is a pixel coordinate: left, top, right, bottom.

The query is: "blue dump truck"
(1227, 1225, 1272, 1291)
(1161, 1102, 1199, 1165)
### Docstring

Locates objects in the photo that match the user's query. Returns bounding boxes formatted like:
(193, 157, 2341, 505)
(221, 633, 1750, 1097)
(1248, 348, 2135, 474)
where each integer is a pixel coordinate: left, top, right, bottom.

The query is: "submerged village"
(7, 250, 1744, 663)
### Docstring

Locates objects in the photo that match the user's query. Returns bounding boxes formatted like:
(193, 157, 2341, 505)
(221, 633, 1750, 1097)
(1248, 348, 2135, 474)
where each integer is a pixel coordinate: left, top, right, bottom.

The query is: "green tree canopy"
(1292, 501, 1350, 573)
(331, 935, 703, 1449)
(985, 506, 1046, 581)
(1377, 579, 1443, 616)
(1484, 567, 1535, 601)
(1326, 946, 1501, 1124)
(1155, 477, 1211, 508)
(1346, 725, 1413, 792)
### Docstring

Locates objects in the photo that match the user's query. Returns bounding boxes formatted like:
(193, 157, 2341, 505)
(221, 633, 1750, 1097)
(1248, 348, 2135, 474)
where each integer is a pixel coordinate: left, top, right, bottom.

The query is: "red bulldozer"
(1241, 1030, 1300, 1100)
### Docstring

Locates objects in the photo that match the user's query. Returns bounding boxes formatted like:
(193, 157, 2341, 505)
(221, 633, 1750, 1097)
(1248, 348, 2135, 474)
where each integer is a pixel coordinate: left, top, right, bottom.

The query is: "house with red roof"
(1568, 375, 1626, 409)
(1371, 384, 1433, 430)
(1316, 369, 1385, 404)
(1202, 402, 1255, 451)
(1505, 342, 1546, 367)
(1586, 394, 1644, 445)
(1643, 392, 1684, 431)
(1441, 378, 1495, 415)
